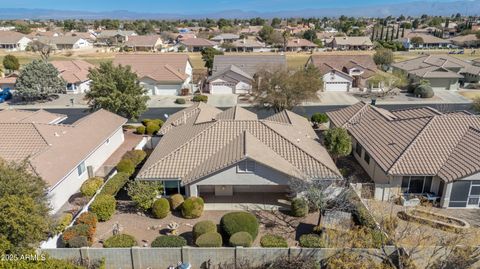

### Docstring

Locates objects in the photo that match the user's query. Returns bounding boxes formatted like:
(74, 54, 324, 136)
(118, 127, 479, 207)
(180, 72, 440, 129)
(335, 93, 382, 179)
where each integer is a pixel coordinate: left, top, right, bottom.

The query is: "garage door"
(210, 84, 234, 94)
(325, 82, 350, 91)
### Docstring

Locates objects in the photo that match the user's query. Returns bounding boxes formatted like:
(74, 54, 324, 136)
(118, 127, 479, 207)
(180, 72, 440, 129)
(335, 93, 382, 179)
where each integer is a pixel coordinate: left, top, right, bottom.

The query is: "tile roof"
(50, 60, 95, 83)
(180, 38, 217, 47)
(232, 37, 265, 48)
(36, 36, 87, 45)
(97, 30, 136, 38)
(212, 55, 287, 77)
(211, 34, 240, 41)
(405, 33, 451, 44)
(392, 54, 480, 78)
(309, 55, 378, 78)
(0, 109, 67, 124)
(0, 31, 29, 44)
(327, 102, 480, 182)
(137, 103, 341, 183)
(287, 38, 318, 48)
(113, 54, 190, 83)
(125, 35, 162, 47)
(207, 64, 254, 82)
(333, 36, 373, 46)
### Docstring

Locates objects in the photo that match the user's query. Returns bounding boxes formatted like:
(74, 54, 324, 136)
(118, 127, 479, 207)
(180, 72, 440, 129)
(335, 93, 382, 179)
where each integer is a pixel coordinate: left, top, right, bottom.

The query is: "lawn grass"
(458, 91, 480, 100)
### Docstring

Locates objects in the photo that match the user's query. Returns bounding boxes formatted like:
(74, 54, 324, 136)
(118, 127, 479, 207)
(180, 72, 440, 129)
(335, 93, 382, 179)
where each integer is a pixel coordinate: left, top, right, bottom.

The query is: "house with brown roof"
(0, 109, 127, 212)
(306, 55, 378, 91)
(449, 34, 480, 48)
(36, 36, 93, 50)
(327, 102, 480, 208)
(96, 30, 137, 46)
(392, 54, 480, 90)
(136, 103, 341, 198)
(0, 31, 31, 51)
(113, 54, 193, 96)
(331, 36, 373, 50)
(50, 60, 95, 94)
(124, 35, 163, 52)
(231, 36, 266, 52)
(286, 38, 318, 52)
(178, 38, 218, 52)
(398, 33, 452, 49)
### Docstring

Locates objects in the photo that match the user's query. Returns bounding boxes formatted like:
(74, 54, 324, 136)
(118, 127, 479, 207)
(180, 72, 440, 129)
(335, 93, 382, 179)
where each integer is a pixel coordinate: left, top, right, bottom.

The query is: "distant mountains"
(0, 1, 478, 19)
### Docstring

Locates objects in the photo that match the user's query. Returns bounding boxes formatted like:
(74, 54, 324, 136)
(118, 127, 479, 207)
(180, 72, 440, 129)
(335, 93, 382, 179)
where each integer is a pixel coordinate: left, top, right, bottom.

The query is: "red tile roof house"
(114, 54, 193, 96)
(50, 60, 95, 94)
(136, 103, 341, 200)
(327, 102, 480, 208)
(0, 109, 126, 213)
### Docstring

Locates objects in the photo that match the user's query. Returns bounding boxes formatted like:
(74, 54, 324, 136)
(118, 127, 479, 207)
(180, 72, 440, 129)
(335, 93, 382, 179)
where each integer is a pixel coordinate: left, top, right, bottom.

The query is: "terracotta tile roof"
(137, 103, 341, 183)
(0, 109, 67, 124)
(125, 35, 162, 47)
(113, 54, 190, 83)
(309, 55, 378, 78)
(392, 54, 480, 78)
(50, 60, 95, 83)
(327, 103, 480, 182)
(0, 31, 29, 44)
(287, 38, 318, 48)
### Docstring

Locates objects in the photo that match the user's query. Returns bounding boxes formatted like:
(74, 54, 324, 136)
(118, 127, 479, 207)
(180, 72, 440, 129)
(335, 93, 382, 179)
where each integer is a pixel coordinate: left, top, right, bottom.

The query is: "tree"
(27, 40, 54, 61)
(2, 54, 19, 73)
(15, 24, 31, 34)
(86, 61, 149, 120)
(410, 36, 424, 47)
(323, 127, 352, 163)
(14, 59, 66, 101)
(303, 29, 317, 41)
(201, 47, 224, 72)
(271, 17, 282, 28)
(127, 181, 164, 211)
(251, 64, 322, 112)
(373, 48, 394, 67)
(259, 25, 274, 42)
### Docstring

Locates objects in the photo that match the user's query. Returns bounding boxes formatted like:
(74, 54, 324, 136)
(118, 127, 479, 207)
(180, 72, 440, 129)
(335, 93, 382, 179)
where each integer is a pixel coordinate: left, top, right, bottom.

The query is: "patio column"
(440, 182, 452, 208)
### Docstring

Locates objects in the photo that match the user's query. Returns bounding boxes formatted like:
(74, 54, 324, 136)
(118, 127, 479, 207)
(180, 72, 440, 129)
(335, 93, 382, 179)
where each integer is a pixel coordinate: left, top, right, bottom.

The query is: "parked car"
(0, 88, 12, 103)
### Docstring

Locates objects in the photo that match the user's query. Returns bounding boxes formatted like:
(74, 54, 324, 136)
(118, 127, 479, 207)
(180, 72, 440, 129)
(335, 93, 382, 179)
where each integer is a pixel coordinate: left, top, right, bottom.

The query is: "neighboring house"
(449, 34, 480, 48)
(176, 33, 197, 42)
(0, 73, 19, 89)
(331, 36, 373, 50)
(113, 54, 193, 96)
(124, 35, 163, 52)
(96, 30, 137, 46)
(306, 55, 377, 91)
(50, 60, 95, 94)
(36, 36, 93, 50)
(179, 38, 217, 52)
(136, 103, 341, 198)
(65, 32, 97, 43)
(0, 31, 31, 51)
(0, 109, 126, 212)
(231, 36, 266, 52)
(399, 33, 452, 49)
(392, 54, 480, 90)
(211, 33, 240, 43)
(207, 55, 287, 94)
(328, 102, 480, 209)
(286, 38, 318, 51)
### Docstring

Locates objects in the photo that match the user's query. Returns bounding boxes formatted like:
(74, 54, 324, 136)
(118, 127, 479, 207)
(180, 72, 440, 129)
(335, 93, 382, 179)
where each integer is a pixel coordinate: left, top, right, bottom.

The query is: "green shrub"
(192, 95, 208, 103)
(101, 172, 130, 196)
(80, 177, 104, 197)
(352, 201, 377, 230)
(62, 224, 93, 246)
(122, 150, 147, 166)
(195, 232, 222, 247)
(90, 194, 116, 221)
(136, 126, 146, 135)
(116, 158, 135, 175)
(127, 181, 164, 211)
(221, 212, 259, 240)
(142, 119, 164, 127)
(193, 220, 217, 241)
(175, 98, 186, 104)
(291, 198, 308, 217)
(103, 234, 137, 248)
(181, 196, 204, 219)
(299, 234, 325, 248)
(54, 213, 73, 233)
(146, 123, 160, 135)
(152, 198, 170, 219)
(229, 232, 253, 247)
(151, 235, 187, 247)
(75, 212, 98, 230)
(414, 84, 434, 98)
(67, 236, 89, 248)
(169, 194, 184, 210)
(311, 113, 329, 124)
(260, 234, 288, 248)
(123, 124, 137, 130)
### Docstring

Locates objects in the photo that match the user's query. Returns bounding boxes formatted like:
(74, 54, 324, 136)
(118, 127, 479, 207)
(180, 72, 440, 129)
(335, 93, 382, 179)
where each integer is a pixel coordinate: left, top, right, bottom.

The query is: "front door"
(467, 183, 480, 208)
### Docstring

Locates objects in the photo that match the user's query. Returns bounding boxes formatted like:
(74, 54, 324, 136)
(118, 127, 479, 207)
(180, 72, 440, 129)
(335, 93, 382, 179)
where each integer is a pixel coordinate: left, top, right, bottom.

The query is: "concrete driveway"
(207, 94, 238, 107)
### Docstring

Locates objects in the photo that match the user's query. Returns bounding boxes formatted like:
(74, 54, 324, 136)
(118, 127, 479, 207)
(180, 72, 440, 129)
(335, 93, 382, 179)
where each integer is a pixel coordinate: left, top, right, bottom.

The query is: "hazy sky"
(4, 0, 458, 13)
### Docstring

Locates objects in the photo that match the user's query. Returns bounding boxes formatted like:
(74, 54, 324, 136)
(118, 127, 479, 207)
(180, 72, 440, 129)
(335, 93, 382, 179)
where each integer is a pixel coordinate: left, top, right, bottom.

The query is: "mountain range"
(0, 1, 478, 19)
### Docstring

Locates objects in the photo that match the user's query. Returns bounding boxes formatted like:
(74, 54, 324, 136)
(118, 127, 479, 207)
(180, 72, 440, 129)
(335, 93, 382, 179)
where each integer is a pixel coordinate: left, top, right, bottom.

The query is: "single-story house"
(179, 38, 217, 52)
(306, 55, 377, 91)
(207, 55, 287, 94)
(392, 54, 480, 90)
(0, 73, 19, 89)
(449, 34, 480, 48)
(331, 36, 373, 50)
(0, 109, 126, 212)
(113, 54, 193, 96)
(50, 60, 95, 94)
(327, 102, 480, 208)
(176, 33, 197, 42)
(211, 33, 240, 43)
(0, 31, 31, 51)
(398, 33, 452, 49)
(36, 36, 93, 50)
(124, 35, 163, 52)
(231, 37, 266, 52)
(136, 103, 341, 198)
(286, 38, 318, 51)
(95, 30, 137, 46)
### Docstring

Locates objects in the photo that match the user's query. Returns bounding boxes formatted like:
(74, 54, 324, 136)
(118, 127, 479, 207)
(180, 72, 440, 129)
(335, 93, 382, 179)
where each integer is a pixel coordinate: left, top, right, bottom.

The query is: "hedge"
(152, 198, 170, 219)
(90, 194, 116, 221)
(146, 123, 161, 135)
(116, 158, 135, 175)
(181, 197, 204, 219)
(101, 172, 130, 196)
(170, 194, 184, 211)
(75, 212, 98, 231)
(299, 234, 325, 248)
(193, 220, 217, 241)
(103, 234, 137, 248)
(54, 213, 73, 233)
(311, 113, 329, 124)
(220, 212, 259, 240)
(195, 232, 222, 247)
(136, 126, 146, 135)
(122, 150, 147, 166)
(291, 198, 308, 217)
(67, 236, 89, 248)
(62, 224, 93, 247)
(142, 119, 164, 127)
(229, 232, 253, 247)
(192, 95, 208, 103)
(151, 235, 187, 248)
(260, 234, 288, 248)
(80, 177, 104, 197)
(175, 98, 186, 104)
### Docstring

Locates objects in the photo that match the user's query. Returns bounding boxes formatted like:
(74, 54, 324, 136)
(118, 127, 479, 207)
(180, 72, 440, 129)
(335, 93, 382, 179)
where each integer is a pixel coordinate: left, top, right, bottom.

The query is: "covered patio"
(200, 192, 291, 211)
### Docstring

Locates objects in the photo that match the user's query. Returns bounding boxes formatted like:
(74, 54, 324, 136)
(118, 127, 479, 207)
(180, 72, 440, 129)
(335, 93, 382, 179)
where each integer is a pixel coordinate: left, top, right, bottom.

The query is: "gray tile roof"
(212, 55, 286, 77)
(392, 54, 480, 78)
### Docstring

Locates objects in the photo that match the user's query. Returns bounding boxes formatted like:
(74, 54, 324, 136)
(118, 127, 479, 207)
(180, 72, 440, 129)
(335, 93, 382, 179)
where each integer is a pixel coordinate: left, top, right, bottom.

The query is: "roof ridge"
(343, 102, 369, 127)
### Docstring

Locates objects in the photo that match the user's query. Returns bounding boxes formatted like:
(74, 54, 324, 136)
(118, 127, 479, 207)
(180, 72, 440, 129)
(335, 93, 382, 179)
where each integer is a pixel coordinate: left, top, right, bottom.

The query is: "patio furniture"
(400, 195, 421, 207)
(167, 222, 179, 235)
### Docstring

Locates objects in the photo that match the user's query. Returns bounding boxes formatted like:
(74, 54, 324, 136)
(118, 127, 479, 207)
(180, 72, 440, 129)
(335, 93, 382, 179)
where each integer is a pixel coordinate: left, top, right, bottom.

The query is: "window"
(162, 180, 186, 196)
(364, 151, 371, 164)
(355, 142, 363, 157)
(401, 176, 433, 194)
(77, 162, 86, 177)
(237, 160, 255, 173)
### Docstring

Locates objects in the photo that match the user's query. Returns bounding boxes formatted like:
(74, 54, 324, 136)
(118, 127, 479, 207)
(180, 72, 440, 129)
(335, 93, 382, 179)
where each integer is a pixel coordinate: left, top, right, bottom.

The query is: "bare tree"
(27, 40, 54, 62)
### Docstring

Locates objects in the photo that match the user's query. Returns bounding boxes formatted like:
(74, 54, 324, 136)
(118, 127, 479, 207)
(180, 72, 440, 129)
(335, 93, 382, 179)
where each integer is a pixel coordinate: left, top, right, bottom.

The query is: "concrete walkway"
(203, 193, 291, 211)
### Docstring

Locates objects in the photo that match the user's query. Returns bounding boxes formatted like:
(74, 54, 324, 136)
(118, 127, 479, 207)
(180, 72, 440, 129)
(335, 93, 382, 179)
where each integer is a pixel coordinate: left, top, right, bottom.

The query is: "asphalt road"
(38, 102, 474, 124)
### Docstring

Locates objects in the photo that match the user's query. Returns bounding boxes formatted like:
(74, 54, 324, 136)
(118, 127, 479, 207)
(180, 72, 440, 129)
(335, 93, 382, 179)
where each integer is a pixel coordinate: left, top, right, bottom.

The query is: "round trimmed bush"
(136, 126, 146, 135)
(151, 235, 187, 248)
(67, 236, 89, 248)
(299, 234, 325, 248)
(116, 158, 135, 175)
(142, 119, 164, 127)
(195, 232, 222, 247)
(146, 123, 160, 135)
(414, 84, 434, 98)
(175, 98, 186, 104)
(260, 234, 288, 248)
(152, 198, 170, 219)
(90, 194, 116, 221)
(220, 212, 259, 240)
(103, 234, 137, 248)
(181, 197, 204, 219)
(311, 113, 329, 124)
(193, 220, 217, 241)
(291, 198, 308, 217)
(62, 224, 93, 245)
(75, 212, 98, 230)
(170, 194, 184, 210)
(80, 177, 104, 197)
(229, 232, 253, 247)
(123, 150, 147, 166)
(192, 95, 208, 103)
(101, 172, 130, 196)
